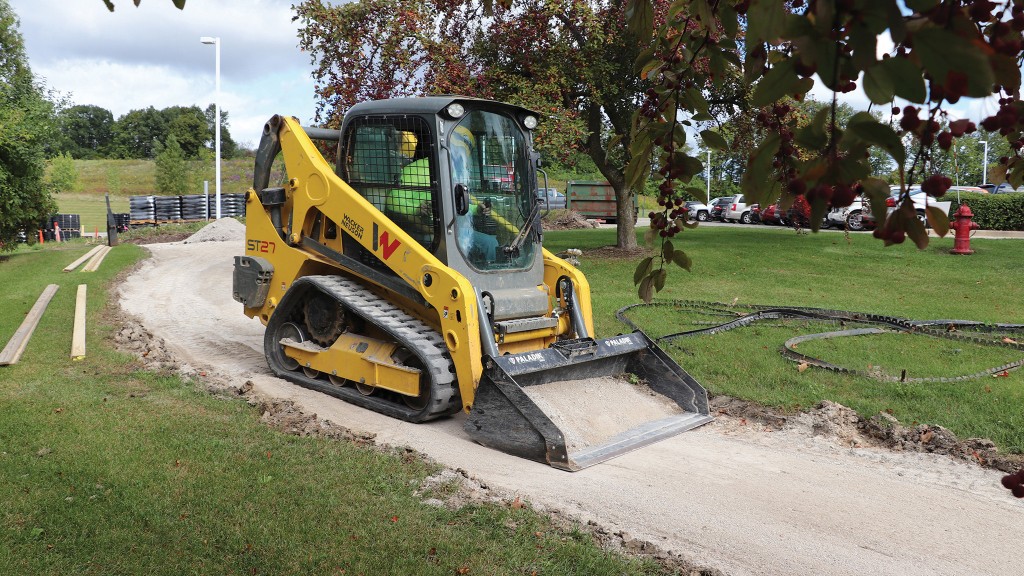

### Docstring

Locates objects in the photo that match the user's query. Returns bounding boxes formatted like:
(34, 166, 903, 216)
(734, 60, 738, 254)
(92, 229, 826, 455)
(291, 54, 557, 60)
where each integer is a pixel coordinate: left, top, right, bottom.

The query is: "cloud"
(11, 0, 317, 144)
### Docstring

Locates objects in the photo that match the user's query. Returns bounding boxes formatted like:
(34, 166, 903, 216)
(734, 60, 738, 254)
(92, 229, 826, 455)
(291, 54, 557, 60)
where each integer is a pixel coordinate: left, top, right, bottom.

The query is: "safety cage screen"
(341, 115, 437, 249)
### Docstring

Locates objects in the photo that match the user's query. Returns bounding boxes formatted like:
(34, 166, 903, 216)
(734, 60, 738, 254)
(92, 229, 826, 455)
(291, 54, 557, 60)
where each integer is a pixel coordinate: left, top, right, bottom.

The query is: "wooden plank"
(82, 245, 112, 272)
(71, 284, 87, 360)
(0, 284, 60, 366)
(63, 245, 104, 272)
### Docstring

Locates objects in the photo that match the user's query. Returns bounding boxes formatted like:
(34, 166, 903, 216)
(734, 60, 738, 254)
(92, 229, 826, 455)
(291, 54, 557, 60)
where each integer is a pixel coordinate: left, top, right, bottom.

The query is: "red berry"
(1013, 485, 1024, 498)
(1003, 474, 1019, 489)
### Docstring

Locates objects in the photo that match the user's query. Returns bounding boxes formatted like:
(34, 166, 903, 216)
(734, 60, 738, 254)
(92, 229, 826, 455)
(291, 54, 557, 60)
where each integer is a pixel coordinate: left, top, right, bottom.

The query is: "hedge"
(946, 192, 1024, 231)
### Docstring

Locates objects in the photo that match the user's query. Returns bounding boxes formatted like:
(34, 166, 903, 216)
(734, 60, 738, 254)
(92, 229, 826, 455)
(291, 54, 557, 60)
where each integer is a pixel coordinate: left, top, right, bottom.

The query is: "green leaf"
(861, 178, 890, 224)
(662, 239, 674, 262)
(879, 57, 926, 103)
(990, 53, 1022, 93)
(672, 250, 692, 272)
(634, 256, 654, 285)
(720, 4, 738, 37)
(693, 0, 713, 30)
(638, 275, 655, 303)
(741, 134, 781, 203)
(863, 63, 895, 105)
(747, 0, 786, 43)
(913, 27, 994, 98)
(644, 226, 657, 246)
(846, 120, 906, 165)
(700, 129, 729, 151)
(926, 205, 949, 237)
(626, 0, 654, 44)
(172, 0, 186, 8)
(751, 59, 799, 107)
(904, 208, 929, 250)
(653, 268, 667, 292)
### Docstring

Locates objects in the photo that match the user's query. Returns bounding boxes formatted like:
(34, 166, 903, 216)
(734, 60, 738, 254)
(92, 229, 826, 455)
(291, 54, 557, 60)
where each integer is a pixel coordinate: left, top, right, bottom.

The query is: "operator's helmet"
(450, 126, 476, 184)
(399, 131, 418, 159)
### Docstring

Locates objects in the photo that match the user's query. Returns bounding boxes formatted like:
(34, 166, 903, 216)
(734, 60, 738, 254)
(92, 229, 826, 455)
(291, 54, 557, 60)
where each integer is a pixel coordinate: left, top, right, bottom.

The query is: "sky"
(10, 0, 320, 148)
(8, 0, 1002, 151)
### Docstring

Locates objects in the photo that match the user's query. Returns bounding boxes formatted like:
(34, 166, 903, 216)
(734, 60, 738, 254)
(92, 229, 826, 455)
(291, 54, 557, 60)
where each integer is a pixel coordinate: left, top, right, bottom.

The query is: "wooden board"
(0, 284, 60, 366)
(71, 284, 87, 360)
(63, 245, 104, 272)
(82, 245, 112, 272)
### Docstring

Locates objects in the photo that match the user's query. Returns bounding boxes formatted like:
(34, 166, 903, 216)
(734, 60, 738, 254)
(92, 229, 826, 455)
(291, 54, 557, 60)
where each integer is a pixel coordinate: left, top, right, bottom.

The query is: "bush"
(947, 192, 1024, 230)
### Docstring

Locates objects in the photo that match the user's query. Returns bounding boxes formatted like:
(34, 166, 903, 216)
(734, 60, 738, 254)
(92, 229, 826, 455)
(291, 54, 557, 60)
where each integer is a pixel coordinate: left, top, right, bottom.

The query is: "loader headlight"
(445, 103, 465, 119)
(523, 115, 538, 129)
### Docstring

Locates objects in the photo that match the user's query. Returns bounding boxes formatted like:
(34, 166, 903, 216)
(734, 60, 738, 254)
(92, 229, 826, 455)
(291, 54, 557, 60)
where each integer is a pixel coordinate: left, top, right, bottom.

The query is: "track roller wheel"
(275, 322, 305, 371)
(355, 381, 376, 396)
(303, 366, 320, 379)
(328, 374, 347, 388)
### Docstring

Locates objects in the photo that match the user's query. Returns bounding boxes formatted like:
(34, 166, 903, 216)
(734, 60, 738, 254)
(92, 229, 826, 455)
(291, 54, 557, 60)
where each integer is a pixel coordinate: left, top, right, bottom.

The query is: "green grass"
(0, 242, 665, 575)
(543, 225, 1024, 451)
(57, 159, 258, 232)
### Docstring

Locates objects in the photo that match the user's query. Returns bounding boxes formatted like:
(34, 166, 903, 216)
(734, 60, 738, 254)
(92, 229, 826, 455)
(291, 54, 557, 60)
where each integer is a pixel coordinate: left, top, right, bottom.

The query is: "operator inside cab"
(449, 126, 500, 265)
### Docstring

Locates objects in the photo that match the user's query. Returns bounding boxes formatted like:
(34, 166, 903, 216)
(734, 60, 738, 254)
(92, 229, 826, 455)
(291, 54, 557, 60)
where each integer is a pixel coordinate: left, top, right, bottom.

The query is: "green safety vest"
(385, 158, 432, 216)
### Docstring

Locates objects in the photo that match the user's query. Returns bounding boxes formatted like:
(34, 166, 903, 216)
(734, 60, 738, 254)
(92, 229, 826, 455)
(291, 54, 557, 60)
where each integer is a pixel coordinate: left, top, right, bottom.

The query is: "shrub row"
(947, 192, 1024, 231)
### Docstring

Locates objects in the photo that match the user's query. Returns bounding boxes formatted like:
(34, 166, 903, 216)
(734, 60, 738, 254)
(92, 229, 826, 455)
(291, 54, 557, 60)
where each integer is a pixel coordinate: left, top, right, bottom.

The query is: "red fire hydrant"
(950, 204, 979, 255)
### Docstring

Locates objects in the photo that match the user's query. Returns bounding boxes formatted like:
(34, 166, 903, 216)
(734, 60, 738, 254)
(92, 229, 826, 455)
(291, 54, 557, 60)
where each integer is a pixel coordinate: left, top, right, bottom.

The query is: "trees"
(625, 0, 1024, 301)
(57, 104, 115, 159)
(0, 0, 58, 251)
(107, 104, 233, 160)
(47, 152, 79, 194)
(154, 134, 189, 196)
(111, 106, 167, 159)
(294, 0, 665, 249)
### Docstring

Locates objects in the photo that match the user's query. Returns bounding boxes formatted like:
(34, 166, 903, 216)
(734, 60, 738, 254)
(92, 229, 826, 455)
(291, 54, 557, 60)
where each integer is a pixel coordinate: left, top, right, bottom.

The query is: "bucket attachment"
(464, 331, 712, 471)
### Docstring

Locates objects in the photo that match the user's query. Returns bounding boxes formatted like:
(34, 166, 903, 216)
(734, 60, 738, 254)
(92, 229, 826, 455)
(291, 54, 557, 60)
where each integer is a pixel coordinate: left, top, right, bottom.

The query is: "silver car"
(537, 188, 567, 209)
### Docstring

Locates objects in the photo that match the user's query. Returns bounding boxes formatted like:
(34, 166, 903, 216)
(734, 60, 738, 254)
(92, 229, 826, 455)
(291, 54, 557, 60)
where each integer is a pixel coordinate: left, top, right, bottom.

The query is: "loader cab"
(339, 97, 548, 322)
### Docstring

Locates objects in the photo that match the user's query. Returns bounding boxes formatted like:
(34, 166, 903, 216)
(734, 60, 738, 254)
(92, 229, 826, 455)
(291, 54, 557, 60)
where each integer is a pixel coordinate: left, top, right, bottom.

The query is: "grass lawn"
(543, 225, 1024, 452)
(0, 241, 665, 576)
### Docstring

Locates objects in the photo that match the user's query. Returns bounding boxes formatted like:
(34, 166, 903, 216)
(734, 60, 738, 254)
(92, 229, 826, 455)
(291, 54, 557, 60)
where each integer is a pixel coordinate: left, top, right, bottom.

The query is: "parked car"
(887, 186, 953, 227)
(709, 196, 732, 221)
(760, 201, 785, 225)
(826, 195, 877, 231)
(683, 200, 711, 221)
(979, 183, 1023, 193)
(723, 194, 753, 223)
(537, 187, 566, 209)
(946, 185, 987, 195)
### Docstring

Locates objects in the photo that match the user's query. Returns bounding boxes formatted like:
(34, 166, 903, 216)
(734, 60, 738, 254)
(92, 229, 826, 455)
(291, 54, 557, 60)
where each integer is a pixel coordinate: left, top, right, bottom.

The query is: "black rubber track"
(264, 275, 461, 422)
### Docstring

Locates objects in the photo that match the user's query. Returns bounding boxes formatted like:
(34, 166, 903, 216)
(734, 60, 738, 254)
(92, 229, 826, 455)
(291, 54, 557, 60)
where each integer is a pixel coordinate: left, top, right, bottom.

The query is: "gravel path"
(118, 236, 1024, 576)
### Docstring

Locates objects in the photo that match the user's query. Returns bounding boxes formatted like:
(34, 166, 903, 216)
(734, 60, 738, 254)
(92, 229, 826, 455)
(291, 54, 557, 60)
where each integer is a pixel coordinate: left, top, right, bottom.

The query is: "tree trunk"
(585, 105, 638, 250)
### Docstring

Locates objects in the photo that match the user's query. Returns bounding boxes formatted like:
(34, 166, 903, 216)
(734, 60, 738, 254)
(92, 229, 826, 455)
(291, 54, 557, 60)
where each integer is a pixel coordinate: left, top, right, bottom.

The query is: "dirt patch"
(585, 245, 652, 259)
(542, 210, 600, 230)
(183, 218, 246, 244)
(709, 395, 1024, 473)
(122, 232, 192, 245)
(413, 468, 723, 576)
(524, 375, 683, 453)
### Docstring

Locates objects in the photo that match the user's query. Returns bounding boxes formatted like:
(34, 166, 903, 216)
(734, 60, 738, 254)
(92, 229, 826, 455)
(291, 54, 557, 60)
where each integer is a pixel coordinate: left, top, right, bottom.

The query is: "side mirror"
(454, 183, 469, 215)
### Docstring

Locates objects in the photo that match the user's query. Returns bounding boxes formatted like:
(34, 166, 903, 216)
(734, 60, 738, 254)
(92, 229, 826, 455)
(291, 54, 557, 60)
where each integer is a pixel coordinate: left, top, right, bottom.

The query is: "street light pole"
(705, 150, 711, 204)
(979, 140, 989, 187)
(200, 36, 221, 219)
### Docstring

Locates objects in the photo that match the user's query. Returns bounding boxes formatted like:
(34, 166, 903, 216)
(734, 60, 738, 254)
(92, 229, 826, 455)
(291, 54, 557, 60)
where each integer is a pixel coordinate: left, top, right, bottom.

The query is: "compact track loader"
(233, 97, 711, 470)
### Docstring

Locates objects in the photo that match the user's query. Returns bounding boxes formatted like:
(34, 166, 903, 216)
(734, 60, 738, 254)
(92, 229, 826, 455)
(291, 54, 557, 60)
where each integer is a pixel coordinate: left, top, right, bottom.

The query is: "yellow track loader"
(233, 97, 711, 470)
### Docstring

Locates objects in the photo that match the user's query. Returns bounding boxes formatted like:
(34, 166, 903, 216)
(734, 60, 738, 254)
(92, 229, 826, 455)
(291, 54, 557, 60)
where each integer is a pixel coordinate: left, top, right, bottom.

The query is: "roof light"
(523, 115, 538, 129)
(446, 103, 465, 119)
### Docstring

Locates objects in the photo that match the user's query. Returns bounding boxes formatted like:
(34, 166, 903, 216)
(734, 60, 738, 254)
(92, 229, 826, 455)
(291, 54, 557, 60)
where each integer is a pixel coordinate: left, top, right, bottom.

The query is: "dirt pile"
(183, 218, 246, 244)
(542, 210, 600, 230)
(711, 395, 1024, 473)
